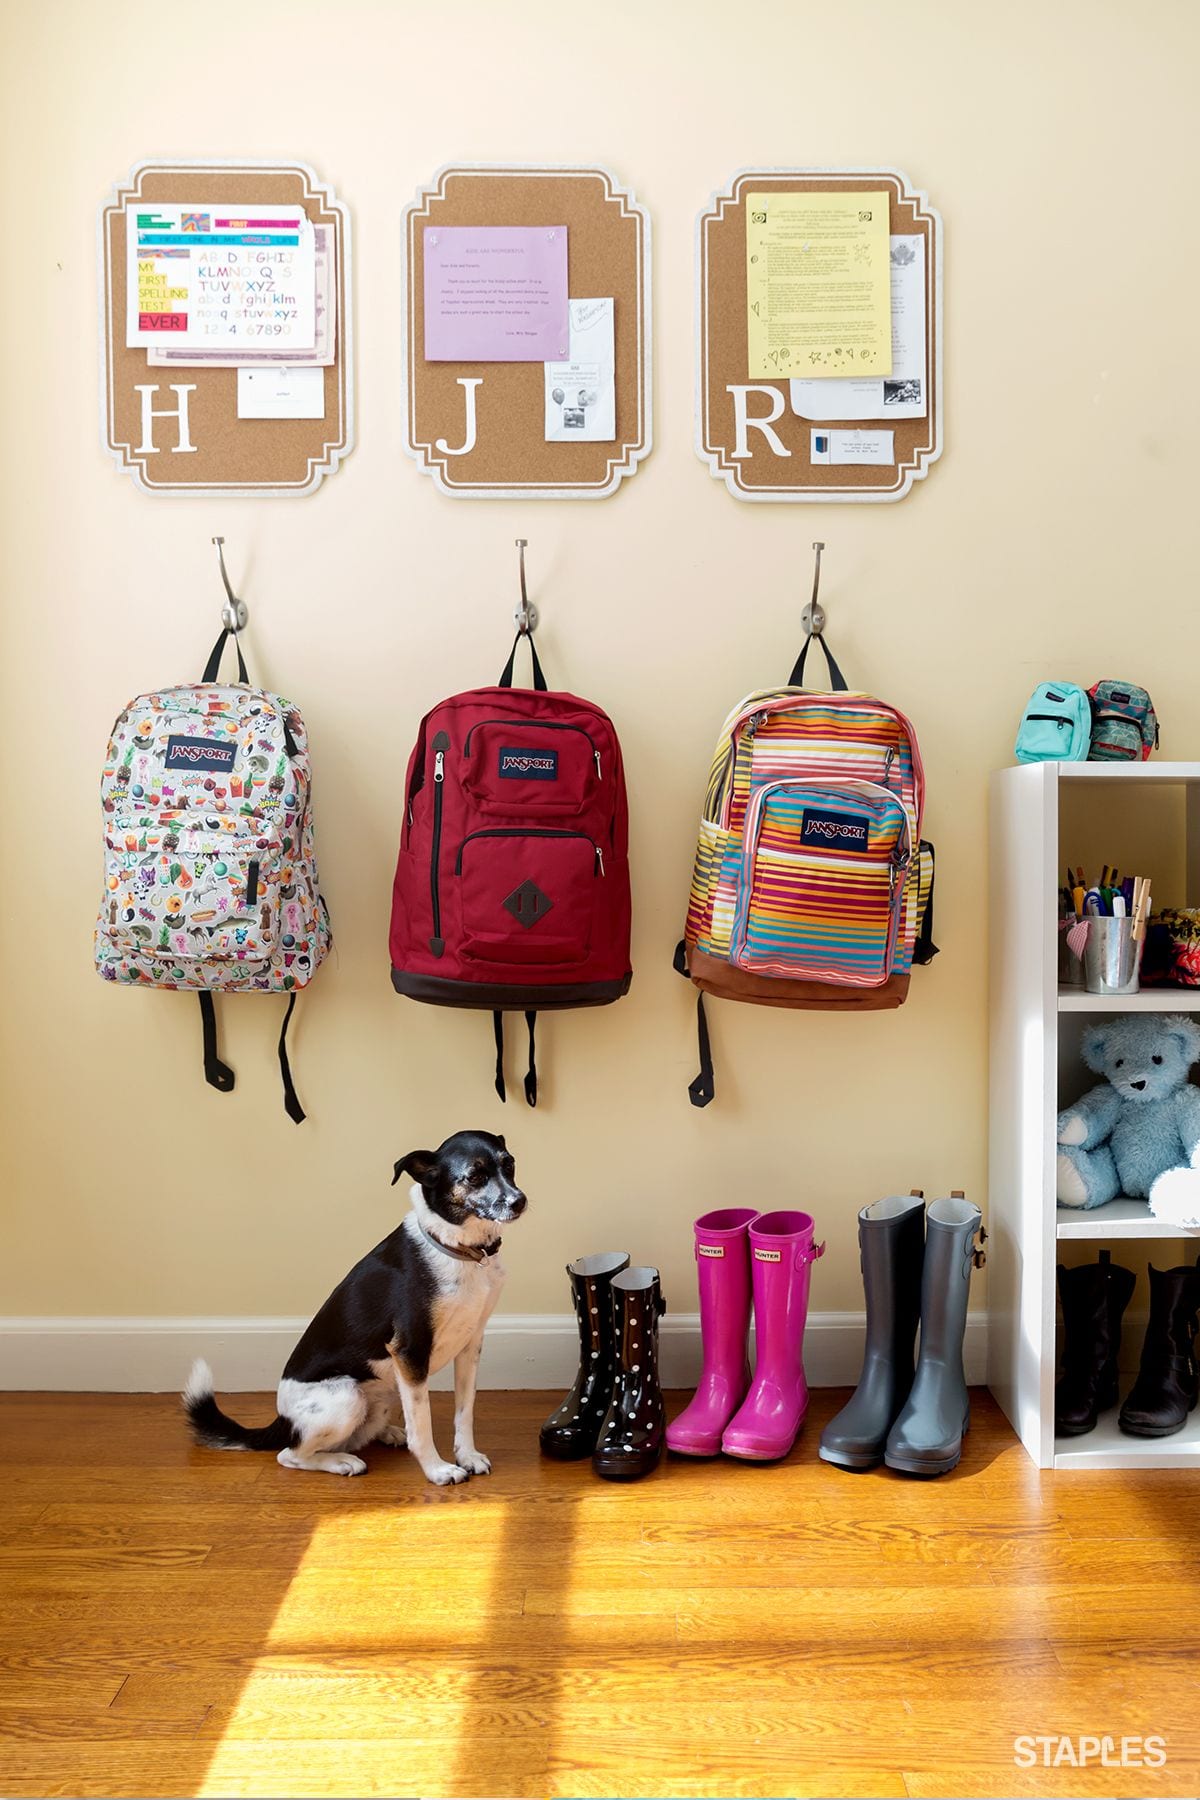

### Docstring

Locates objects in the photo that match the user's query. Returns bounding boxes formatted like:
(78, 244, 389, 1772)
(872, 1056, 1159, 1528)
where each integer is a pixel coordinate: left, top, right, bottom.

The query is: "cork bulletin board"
(99, 159, 354, 497)
(402, 164, 652, 500)
(696, 167, 942, 503)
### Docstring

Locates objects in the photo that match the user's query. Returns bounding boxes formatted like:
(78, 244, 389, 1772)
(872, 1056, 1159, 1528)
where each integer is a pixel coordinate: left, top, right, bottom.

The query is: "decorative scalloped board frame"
(99, 159, 354, 497)
(401, 163, 652, 499)
(696, 167, 942, 503)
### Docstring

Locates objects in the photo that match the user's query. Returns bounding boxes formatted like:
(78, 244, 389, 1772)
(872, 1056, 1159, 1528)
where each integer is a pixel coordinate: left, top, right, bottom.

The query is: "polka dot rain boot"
(539, 1253, 630, 1460)
(593, 1266, 667, 1481)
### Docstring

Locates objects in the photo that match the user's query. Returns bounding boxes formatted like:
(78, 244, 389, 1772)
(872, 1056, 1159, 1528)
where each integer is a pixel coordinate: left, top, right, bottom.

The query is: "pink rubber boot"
(666, 1207, 758, 1456)
(721, 1209, 825, 1461)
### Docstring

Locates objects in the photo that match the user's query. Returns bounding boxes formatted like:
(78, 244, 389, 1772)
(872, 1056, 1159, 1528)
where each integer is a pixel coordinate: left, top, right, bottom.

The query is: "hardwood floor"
(0, 1388, 1197, 1799)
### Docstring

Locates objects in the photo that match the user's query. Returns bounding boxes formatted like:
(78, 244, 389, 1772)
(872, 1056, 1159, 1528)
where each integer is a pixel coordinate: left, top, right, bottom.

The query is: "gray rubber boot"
(884, 1194, 985, 1477)
(819, 1193, 925, 1471)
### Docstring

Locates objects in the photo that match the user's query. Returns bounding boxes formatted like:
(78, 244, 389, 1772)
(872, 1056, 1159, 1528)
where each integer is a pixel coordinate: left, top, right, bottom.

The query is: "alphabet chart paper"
(147, 225, 335, 368)
(125, 204, 316, 352)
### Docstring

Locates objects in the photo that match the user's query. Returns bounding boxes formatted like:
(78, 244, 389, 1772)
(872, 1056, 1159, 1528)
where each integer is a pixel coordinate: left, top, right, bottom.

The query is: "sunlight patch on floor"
(196, 1497, 522, 1797)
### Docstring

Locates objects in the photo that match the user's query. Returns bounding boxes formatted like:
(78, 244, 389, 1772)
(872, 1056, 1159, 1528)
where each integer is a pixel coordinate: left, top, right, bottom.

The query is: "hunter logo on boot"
(697, 1244, 725, 1258)
(754, 1247, 782, 1262)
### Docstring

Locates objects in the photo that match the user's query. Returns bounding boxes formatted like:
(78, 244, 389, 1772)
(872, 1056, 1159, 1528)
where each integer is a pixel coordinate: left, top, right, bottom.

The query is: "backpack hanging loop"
(513, 537, 538, 635)
(800, 539, 826, 639)
(212, 536, 249, 635)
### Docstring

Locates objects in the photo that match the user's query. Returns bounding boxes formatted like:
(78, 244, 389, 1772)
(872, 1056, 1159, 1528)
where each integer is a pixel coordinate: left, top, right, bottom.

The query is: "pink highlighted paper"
(423, 226, 569, 362)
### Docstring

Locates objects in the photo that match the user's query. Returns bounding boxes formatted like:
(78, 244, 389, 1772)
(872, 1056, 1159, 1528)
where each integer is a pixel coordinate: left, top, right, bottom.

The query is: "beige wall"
(2, 0, 1196, 1326)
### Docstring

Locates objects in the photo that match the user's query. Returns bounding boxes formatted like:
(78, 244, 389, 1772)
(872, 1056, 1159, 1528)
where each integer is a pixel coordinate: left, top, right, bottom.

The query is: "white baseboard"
(0, 1311, 988, 1394)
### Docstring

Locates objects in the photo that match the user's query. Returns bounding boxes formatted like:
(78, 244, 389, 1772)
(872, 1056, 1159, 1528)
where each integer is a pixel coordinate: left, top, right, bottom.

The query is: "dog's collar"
(419, 1221, 502, 1264)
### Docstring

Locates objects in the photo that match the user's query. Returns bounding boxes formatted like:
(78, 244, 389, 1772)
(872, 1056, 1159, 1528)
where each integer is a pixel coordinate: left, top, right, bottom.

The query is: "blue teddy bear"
(1057, 1013, 1200, 1208)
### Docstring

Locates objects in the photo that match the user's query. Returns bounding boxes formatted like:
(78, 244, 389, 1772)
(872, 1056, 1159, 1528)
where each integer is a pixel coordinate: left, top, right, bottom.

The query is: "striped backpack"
(675, 634, 937, 1106)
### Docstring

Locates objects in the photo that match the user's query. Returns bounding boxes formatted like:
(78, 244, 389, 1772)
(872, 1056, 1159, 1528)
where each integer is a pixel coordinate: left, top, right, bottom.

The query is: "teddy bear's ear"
(1082, 1029, 1110, 1073)
(1165, 1017, 1200, 1062)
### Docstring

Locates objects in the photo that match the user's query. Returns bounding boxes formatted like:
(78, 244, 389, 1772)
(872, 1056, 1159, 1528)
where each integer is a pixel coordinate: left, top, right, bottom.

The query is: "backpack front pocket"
(1019, 713, 1084, 759)
(1089, 714, 1143, 760)
(462, 718, 601, 815)
(730, 782, 910, 986)
(454, 828, 601, 969)
(100, 825, 282, 965)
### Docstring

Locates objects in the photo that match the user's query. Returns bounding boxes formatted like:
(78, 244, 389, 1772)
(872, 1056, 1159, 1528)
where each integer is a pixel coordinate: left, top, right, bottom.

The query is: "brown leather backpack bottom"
(685, 946, 911, 1012)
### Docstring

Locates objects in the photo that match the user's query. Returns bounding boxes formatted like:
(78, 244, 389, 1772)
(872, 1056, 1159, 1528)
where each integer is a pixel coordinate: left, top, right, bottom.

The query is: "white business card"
(237, 365, 326, 421)
(810, 428, 895, 466)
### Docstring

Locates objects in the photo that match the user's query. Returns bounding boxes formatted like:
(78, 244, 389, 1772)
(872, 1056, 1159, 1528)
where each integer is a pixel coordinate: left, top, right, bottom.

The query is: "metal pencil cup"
(1083, 916, 1141, 996)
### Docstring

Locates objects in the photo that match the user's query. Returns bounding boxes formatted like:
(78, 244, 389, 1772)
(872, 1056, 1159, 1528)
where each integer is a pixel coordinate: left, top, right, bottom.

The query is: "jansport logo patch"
(165, 735, 237, 772)
(499, 746, 559, 781)
(800, 809, 870, 852)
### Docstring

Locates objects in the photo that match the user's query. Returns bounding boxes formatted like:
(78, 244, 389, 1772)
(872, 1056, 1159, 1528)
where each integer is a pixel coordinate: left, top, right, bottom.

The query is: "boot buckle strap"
(797, 1240, 826, 1269)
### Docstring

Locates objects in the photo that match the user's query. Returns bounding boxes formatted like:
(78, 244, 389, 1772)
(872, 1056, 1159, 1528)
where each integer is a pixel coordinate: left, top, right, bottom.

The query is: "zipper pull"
(595, 749, 602, 779)
(434, 750, 445, 784)
(595, 846, 605, 876)
(883, 745, 896, 782)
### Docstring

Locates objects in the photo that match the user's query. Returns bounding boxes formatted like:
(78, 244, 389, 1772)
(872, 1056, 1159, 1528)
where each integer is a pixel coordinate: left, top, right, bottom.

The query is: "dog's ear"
(392, 1150, 438, 1189)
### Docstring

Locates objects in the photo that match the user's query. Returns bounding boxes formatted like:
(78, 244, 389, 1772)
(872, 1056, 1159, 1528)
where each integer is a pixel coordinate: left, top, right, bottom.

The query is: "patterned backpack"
(94, 627, 329, 1121)
(1087, 679, 1159, 761)
(675, 633, 937, 1106)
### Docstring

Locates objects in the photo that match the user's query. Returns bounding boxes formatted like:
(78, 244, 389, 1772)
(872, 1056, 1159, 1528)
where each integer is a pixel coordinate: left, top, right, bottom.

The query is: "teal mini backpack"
(1015, 681, 1092, 763)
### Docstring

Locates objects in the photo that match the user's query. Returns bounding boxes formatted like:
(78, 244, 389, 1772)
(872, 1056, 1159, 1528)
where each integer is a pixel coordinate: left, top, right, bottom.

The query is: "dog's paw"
(455, 1449, 492, 1476)
(377, 1425, 408, 1449)
(426, 1460, 469, 1486)
(329, 1454, 367, 1477)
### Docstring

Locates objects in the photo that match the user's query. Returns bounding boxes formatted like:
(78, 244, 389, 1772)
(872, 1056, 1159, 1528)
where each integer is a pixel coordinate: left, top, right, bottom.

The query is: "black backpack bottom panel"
(391, 968, 632, 1011)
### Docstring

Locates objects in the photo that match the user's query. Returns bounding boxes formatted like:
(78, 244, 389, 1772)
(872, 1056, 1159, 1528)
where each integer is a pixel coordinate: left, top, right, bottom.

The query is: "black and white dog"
(183, 1131, 525, 1486)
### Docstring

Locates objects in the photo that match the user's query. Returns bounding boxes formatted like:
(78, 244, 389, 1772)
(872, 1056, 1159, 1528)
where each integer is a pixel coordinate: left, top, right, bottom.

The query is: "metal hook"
(513, 538, 538, 635)
(212, 537, 249, 634)
(800, 540, 826, 638)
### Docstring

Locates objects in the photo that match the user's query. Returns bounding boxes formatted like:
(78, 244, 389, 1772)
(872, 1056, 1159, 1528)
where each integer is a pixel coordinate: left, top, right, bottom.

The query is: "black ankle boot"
(539, 1253, 629, 1460)
(1119, 1257, 1200, 1438)
(1056, 1250, 1135, 1436)
(593, 1266, 666, 1481)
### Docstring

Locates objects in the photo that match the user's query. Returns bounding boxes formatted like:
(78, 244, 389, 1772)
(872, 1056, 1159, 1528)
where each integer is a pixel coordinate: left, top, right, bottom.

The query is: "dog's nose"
(510, 1192, 528, 1215)
(1130, 1079, 1147, 1091)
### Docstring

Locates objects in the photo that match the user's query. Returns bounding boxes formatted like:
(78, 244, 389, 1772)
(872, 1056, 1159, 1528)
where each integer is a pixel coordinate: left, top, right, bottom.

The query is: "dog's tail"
(182, 1359, 293, 1452)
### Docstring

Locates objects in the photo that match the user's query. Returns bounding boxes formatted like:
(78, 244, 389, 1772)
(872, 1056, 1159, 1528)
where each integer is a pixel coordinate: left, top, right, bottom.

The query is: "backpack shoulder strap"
(788, 632, 848, 691)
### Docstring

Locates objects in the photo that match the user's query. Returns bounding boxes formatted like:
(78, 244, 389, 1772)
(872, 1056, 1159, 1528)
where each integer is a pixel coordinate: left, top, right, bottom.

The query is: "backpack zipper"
(453, 827, 603, 876)
(1025, 713, 1071, 727)
(429, 730, 449, 956)
(463, 716, 602, 778)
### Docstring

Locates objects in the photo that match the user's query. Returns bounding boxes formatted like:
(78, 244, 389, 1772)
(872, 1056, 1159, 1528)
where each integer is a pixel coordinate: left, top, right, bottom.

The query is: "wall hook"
(513, 538, 538, 635)
(212, 537, 249, 634)
(800, 540, 826, 638)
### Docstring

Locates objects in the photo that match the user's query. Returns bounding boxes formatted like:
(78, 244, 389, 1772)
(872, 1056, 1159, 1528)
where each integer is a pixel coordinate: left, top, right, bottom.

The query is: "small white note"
(810, 428, 894, 465)
(237, 366, 325, 420)
(544, 298, 616, 442)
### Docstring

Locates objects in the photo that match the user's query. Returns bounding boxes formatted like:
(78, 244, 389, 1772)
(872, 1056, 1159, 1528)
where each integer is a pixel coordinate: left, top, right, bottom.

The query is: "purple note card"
(423, 225, 570, 362)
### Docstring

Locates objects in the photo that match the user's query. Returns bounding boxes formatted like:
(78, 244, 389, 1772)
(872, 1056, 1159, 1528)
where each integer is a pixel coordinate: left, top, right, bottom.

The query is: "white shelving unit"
(988, 761, 1200, 1470)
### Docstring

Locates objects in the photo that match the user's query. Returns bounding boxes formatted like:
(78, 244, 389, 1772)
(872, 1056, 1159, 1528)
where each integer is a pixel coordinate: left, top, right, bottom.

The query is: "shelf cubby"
(989, 760, 1200, 1469)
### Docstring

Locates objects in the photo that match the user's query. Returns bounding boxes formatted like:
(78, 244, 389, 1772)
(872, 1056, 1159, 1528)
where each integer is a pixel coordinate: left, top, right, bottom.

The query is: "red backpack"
(389, 628, 632, 1103)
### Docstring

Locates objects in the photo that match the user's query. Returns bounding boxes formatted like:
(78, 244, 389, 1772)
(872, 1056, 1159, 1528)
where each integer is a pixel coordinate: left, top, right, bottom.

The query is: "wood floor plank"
(0, 1389, 1197, 1800)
